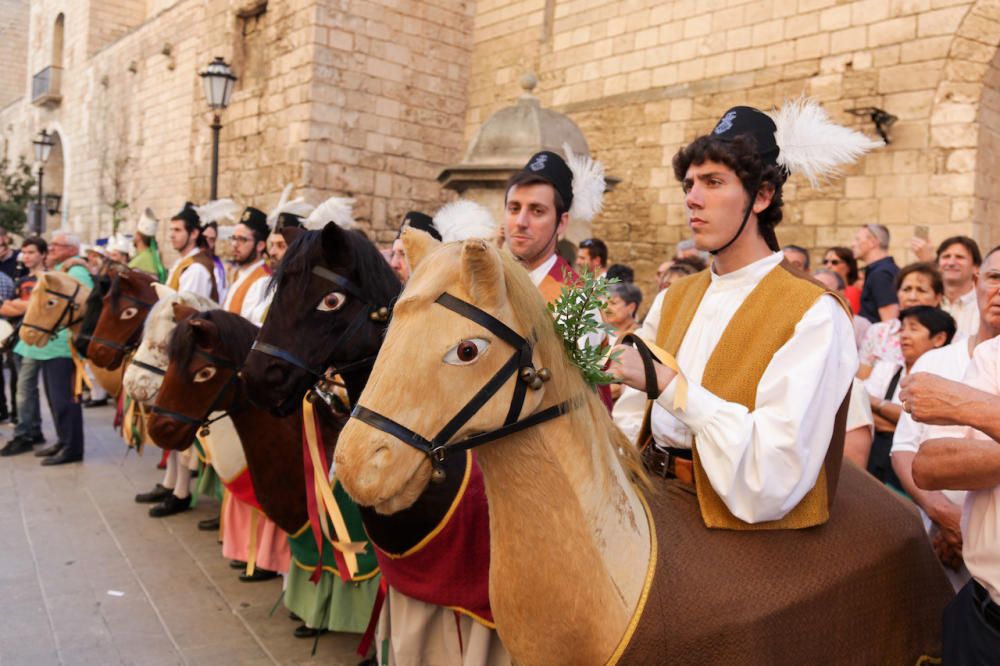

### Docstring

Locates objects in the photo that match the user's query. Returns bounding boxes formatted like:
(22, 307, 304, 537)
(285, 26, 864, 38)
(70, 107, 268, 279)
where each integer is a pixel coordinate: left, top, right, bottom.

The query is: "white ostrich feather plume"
(194, 199, 240, 225)
(305, 196, 356, 231)
(267, 184, 315, 225)
(563, 142, 605, 223)
(770, 97, 883, 188)
(433, 200, 499, 243)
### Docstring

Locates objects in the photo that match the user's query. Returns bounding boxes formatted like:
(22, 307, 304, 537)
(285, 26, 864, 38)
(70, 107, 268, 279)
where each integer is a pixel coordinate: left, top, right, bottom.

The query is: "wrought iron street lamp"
(31, 129, 55, 232)
(44, 192, 61, 216)
(199, 57, 237, 200)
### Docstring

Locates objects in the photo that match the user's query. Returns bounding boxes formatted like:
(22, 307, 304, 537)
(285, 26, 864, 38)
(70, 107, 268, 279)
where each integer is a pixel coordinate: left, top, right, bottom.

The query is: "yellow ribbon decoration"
(637, 336, 688, 411)
(245, 509, 259, 577)
(194, 429, 213, 465)
(302, 396, 368, 578)
(67, 333, 94, 398)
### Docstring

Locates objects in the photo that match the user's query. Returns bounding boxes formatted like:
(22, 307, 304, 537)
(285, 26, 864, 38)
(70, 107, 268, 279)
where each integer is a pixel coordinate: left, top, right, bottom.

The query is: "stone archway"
(929, 0, 1000, 249)
(44, 128, 66, 231)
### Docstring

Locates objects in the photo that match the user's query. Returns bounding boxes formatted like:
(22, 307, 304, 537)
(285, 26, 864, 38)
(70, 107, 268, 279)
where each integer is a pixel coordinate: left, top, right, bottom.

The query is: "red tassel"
(356, 576, 388, 657)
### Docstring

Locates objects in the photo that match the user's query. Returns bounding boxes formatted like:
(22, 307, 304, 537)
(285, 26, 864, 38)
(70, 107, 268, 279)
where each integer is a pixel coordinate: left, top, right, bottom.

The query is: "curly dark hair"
(672, 134, 787, 251)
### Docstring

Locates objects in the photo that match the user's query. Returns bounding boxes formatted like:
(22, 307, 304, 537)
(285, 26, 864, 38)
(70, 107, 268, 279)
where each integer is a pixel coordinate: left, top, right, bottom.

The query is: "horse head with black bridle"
(241, 222, 401, 415)
(20, 271, 91, 348)
(87, 269, 158, 370)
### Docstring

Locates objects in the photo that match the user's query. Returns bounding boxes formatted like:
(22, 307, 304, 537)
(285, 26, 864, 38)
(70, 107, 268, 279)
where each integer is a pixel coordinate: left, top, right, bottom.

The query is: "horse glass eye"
(193, 367, 217, 383)
(444, 338, 489, 365)
(317, 292, 346, 312)
(120, 307, 139, 320)
(47, 298, 57, 307)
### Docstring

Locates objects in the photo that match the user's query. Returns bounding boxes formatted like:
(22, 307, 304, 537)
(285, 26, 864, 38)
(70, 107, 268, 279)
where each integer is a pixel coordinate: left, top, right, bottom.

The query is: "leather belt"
(641, 444, 695, 487)
(972, 580, 1000, 633)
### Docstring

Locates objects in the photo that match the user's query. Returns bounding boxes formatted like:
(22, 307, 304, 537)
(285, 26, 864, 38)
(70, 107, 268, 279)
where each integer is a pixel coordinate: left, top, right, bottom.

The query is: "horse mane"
(495, 249, 650, 492)
(272, 228, 400, 306)
(168, 309, 259, 371)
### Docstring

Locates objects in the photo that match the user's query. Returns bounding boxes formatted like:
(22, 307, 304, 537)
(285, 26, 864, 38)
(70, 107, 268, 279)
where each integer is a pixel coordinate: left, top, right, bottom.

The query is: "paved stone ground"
(0, 402, 362, 666)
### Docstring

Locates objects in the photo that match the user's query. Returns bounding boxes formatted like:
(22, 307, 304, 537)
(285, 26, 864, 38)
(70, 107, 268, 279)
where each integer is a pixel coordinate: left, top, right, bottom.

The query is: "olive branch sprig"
(547, 268, 620, 387)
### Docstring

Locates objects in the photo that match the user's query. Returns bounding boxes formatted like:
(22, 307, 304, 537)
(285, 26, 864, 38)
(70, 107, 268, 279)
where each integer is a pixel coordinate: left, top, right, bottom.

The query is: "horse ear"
(459, 239, 504, 309)
(188, 317, 220, 349)
(401, 227, 440, 273)
(153, 283, 175, 300)
(172, 303, 199, 323)
(321, 221, 351, 267)
(280, 226, 303, 246)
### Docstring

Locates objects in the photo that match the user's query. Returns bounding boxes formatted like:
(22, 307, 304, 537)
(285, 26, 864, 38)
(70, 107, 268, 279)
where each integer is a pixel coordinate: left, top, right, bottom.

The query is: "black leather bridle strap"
(312, 265, 365, 300)
(129, 358, 166, 376)
(351, 405, 434, 454)
(147, 404, 205, 427)
(147, 349, 240, 428)
(252, 340, 327, 377)
(24, 283, 82, 336)
(619, 334, 662, 400)
(432, 350, 522, 445)
(90, 335, 137, 353)
(436, 293, 524, 348)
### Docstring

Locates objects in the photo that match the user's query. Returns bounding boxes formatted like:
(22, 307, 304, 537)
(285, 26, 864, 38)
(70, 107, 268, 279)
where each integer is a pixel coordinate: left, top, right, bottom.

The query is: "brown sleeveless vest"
(167, 250, 219, 302)
(640, 260, 850, 530)
(225, 264, 269, 316)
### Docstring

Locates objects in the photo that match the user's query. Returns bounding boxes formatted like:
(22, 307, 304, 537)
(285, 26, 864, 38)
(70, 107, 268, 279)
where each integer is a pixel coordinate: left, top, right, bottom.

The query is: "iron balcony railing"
(32, 66, 62, 105)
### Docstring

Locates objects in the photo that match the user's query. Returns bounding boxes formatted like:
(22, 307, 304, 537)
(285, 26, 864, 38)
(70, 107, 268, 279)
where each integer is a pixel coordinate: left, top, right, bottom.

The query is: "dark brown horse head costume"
(146, 305, 252, 450)
(241, 222, 401, 415)
(87, 269, 158, 369)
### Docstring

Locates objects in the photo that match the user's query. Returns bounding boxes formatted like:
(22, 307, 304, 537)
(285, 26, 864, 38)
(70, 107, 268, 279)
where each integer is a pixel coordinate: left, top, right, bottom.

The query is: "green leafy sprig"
(548, 268, 619, 387)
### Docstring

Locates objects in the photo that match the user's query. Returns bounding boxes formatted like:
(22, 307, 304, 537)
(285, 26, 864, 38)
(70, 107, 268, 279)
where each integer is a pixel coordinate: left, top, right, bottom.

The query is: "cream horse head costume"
(336, 230, 953, 665)
(336, 230, 651, 663)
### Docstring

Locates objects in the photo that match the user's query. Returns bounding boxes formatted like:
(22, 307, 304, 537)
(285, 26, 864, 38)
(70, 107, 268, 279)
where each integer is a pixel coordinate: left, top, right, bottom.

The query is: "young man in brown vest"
(165, 202, 218, 302)
(610, 102, 880, 528)
(223, 207, 271, 325)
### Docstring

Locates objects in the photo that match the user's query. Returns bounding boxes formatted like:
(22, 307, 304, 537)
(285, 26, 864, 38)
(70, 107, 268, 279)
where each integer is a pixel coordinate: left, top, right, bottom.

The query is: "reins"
(147, 348, 243, 431)
(350, 291, 578, 480)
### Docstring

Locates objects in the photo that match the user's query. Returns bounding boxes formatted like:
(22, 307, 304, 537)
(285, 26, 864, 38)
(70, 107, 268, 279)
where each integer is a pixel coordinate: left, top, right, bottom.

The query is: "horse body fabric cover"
(617, 462, 953, 665)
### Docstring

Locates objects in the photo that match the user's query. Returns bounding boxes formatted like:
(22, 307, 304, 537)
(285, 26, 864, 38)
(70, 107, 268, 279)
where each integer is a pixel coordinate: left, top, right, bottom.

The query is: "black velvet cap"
(398, 211, 440, 241)
(239, 206, 270, 241)
(517, 151, 574, 211)
(172, 201, 201, 229)
(711, 106, 780, 167)
(275, 212, 303, 231)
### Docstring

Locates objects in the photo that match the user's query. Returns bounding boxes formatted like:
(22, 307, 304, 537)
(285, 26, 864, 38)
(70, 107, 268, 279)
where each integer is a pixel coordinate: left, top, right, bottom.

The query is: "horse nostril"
(264, 363, 284, 387)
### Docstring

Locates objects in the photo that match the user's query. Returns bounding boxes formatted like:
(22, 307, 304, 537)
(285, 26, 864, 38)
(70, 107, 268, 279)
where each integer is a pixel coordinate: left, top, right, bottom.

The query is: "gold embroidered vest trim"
(226, 264, 269, 316)
(643, 260, 850, 530)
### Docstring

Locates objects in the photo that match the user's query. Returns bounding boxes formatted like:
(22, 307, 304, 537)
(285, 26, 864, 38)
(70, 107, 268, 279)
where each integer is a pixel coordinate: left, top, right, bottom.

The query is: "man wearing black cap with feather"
(224, 207, 272, 325)
(610, 100, 880, 529)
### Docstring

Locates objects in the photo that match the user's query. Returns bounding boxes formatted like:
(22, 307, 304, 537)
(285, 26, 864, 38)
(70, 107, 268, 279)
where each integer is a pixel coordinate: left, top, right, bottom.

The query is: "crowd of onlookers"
(587, 224, 997, 596)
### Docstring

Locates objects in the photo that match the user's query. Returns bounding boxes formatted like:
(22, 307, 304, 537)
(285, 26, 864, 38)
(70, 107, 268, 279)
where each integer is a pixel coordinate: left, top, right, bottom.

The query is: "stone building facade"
(2, 0, 1000, 292)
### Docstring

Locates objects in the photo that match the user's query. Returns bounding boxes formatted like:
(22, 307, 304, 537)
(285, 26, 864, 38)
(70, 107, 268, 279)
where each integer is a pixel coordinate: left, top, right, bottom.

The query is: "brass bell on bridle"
(520, 366, 551, 391)
(369, 306, 390, 322)
(430, 465, 447, 484)
(199, 427, 211, 438)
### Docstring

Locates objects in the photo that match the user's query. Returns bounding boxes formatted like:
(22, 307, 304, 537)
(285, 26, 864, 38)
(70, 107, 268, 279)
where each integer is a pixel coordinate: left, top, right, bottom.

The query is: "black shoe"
(27, 433, 44, 444)
(198, 516, 220, 531)
(34, 443, 64, 457)
(135, 484, 172, 504)
(83, 398, 109, 408)
(289, 611, 302, 622)
(229, 559, 247, 570)
(41, 450, 82, 466)
(149, 494, 192, 518)
(294, 624, 326, 639)
(0, 437, 34, 456)
(238, 568, 279, 582)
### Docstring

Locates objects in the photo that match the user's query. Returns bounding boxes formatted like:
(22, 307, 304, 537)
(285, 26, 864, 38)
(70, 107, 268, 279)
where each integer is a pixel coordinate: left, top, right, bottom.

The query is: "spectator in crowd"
(34, 232, 93, 465)
(865, 306, 955, 490)
(675, 238, 704, 261)
(0, 228, 20, 279)
(859, 262, 943, 380)
(853, 223, 900, 323)
(822, 246, 862, 313)
(576, 238, 608, 277)
(892, 244, 1000, 589)
(0, 267, 15, 422)
(655, 260, 672, 291)
(266, 230, 289, 269)
(83, 244, 106, 274)
(660, 256, 705, 291)
(0, 237, 47, 456)
(814, 268, 870, 349)
(901, 328, 1000, 662)
(602, 282, 642, 345)
(782, 244, 810, 271)
(605, 263, 634, 284)
(936, 236, 981, 338)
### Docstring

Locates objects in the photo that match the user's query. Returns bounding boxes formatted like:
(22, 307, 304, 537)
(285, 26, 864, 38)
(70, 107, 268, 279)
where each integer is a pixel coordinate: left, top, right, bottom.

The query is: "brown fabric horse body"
(334, 233, 953, 666)
(87, 269, 158, 370)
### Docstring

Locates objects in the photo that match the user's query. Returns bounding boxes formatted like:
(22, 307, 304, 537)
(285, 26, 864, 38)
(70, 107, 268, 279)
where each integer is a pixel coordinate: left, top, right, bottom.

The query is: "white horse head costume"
(123, 284, 216, 404)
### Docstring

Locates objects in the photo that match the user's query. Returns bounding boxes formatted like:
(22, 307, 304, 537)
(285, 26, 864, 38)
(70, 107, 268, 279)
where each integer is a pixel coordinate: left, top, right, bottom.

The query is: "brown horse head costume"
(335, 231, 953, 665)
(87, 269, 158, 370)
